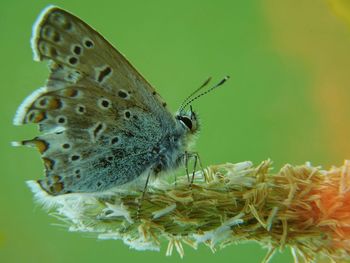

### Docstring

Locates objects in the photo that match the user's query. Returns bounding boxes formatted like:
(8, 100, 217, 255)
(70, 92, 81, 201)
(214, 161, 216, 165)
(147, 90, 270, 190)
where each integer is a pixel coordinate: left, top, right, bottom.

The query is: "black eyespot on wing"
(57, 116, 66, 124)
(118, 90, 128, 98)
(93, 123, 104, 138)
(73, 45, 82, 55)
(77, 105, 85, 114)
(68, 57, 78, 65)
(71, 155, 80, 161)
(124, 111, 131, 119)
(97, 67, 112, 82)
(100, 99, 110, 108)
(111, 136, 119, 144)
(62, 143, 70, 149)
(84, 39, 94, 48)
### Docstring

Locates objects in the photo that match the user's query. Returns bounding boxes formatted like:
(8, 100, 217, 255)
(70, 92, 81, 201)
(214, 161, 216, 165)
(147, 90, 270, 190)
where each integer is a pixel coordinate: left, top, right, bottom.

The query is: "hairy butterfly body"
(13, 6, 199, 195)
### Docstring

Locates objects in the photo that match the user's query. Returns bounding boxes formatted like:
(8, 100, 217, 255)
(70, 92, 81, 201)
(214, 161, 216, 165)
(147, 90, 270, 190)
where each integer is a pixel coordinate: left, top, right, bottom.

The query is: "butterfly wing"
(14, 6, 175, 195)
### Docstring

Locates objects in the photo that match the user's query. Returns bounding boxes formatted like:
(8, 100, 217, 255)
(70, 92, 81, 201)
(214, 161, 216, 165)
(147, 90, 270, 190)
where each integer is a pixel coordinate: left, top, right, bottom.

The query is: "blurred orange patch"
(264, 0, 350, 161)
(312, 161, 350, 251)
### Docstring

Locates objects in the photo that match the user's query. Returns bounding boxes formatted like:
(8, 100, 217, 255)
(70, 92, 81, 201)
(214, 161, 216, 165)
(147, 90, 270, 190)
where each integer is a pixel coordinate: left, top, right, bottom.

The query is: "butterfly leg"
(190, 154, 198, 186)
(142, 171, 152, 199)
(185, 152, 204, 186)
(197, 153, 205, 181)
(184, 151, 191, 183)
(136, 171, 152, 220)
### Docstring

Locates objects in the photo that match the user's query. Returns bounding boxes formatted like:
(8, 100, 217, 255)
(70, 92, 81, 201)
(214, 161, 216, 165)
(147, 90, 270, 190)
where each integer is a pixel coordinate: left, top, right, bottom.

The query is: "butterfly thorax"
(150, 111, 198, 175)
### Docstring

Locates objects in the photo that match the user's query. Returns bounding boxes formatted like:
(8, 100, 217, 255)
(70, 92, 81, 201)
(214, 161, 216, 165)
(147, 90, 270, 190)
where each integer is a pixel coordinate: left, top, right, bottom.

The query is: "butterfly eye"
(179, 116, 193, 130)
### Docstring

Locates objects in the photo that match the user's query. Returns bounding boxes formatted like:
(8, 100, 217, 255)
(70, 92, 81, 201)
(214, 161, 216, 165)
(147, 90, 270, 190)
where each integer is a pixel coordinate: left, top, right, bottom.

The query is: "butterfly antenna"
(179, 77, 212, 113)
(180, 76, 230, 111)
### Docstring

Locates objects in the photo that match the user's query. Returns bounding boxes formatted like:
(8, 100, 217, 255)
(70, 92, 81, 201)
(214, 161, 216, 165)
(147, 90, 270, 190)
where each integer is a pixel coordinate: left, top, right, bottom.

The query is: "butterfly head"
(175, 76, 230, 135)
(176, 106, 199, 134)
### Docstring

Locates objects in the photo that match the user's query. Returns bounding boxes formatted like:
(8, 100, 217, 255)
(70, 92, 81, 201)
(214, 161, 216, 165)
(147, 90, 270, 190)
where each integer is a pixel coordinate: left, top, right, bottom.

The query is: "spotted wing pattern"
(14, 6, 176, 195)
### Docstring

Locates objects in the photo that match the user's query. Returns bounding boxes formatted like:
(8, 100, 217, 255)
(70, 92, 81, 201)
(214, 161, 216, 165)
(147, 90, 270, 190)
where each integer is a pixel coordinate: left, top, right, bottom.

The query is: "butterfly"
(13, 6, 228, 196)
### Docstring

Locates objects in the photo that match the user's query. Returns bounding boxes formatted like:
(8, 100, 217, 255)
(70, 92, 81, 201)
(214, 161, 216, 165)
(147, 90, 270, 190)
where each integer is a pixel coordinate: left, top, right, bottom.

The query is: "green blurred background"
(1, 0, 350, 262)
